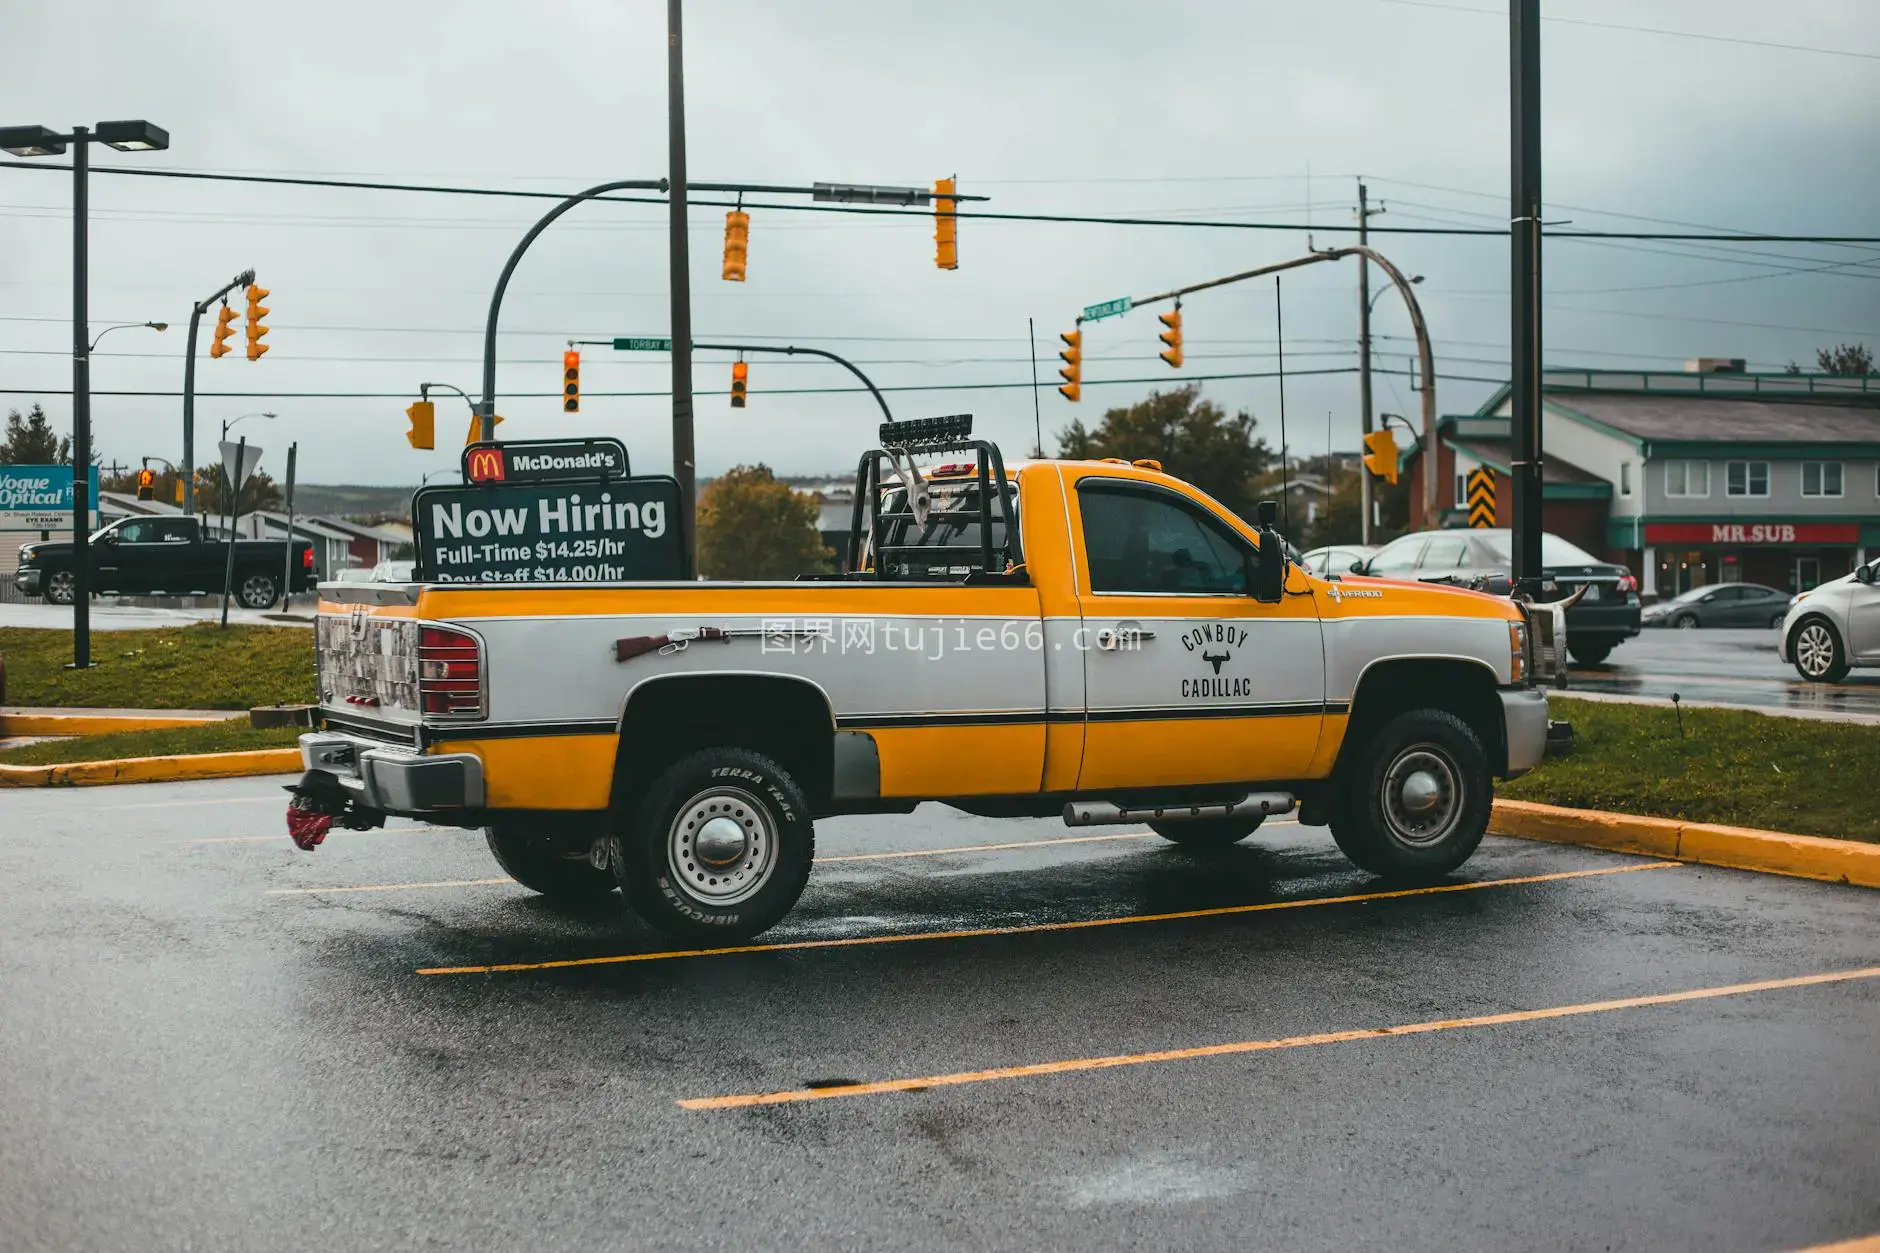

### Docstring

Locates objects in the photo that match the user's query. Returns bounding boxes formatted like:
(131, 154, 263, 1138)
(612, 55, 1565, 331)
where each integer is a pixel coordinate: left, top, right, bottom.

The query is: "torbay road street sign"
(414, 476, 685, 584)
(613, 337, 674, 352)
(1081, 297, 1132, 323)
(461, 437, 630, 484)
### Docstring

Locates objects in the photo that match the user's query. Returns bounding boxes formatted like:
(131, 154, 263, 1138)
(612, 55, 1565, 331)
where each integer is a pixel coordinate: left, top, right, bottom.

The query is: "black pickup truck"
(14, 515, 315, 608)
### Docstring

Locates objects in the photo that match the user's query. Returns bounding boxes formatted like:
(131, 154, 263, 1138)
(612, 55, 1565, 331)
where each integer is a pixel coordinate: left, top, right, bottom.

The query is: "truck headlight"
(1509, 620, 1529, 684)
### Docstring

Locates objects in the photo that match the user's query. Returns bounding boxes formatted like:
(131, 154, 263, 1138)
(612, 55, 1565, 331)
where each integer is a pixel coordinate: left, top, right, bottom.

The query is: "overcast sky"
(3, 0, 1877, 487)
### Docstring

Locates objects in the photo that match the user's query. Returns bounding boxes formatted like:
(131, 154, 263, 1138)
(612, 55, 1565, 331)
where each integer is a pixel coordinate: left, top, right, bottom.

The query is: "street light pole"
(0, 117, 169, 668)
(1357, 181, 1378, 545)
(667, 0, 697, 570)
(1510, 0, 1546, 595)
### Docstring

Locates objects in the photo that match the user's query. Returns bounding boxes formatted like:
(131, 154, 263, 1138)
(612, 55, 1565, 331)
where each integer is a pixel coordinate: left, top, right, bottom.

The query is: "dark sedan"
(1642, 582, 1790, 630)
(1353, 527, 1642, 665)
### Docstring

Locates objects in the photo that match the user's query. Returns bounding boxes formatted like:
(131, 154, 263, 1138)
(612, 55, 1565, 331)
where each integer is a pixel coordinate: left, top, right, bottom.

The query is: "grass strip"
(0, 720, 303, 767)
(0, 624, 315, 710)
(1503, 696, 1880, 843)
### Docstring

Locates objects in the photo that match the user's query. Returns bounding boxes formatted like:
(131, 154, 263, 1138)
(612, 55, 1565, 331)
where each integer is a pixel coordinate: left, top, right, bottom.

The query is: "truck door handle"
(1095, 624, 1155, 651)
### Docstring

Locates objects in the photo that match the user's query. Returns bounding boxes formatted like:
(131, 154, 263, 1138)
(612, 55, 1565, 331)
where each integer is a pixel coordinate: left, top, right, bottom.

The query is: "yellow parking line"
(103, 795, 284, 812)
(1789, 1236, 1880, 1253)
(186, 825, 447, 844)
(268, 878, 512, 896)
(679, 964, 1880, 1110)
(417, 860, 1679, 976)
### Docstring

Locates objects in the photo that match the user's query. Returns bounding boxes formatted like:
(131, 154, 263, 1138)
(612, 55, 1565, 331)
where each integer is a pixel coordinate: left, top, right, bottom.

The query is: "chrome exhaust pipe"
(1064, 792, 1295, 828)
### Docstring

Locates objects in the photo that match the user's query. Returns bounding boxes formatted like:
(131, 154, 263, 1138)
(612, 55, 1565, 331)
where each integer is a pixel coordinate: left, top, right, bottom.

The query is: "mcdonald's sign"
(465, 447, 508, 483)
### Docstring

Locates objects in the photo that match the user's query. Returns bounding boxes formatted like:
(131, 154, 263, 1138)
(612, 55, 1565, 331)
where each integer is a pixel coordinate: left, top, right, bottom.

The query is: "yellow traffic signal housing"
(933, 178, 958, 270)
(722, 210, 750, 282)
(244, 283, 271, 361)
(1361, 428, 1399, 484)
(1158, 307, 1183, 368)
(406, 400, 436, 450)
(209, 304, 238, 359)
(173, 478, 185, 505)
(1057, 329, 1082, 402)
(730, 361, 749, 408)
(563, 350, 581, 413)
(463, 413, 504, 446)
(135, 468, 155, 500)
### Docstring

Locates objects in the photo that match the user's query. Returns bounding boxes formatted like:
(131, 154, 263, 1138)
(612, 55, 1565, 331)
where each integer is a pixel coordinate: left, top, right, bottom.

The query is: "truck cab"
(294, 417, 1547, 940)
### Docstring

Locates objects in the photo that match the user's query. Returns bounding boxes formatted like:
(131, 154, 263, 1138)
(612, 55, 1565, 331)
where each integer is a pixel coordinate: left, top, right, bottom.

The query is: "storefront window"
(1793, 557, 1821, 592)
(1726, 460, 1770, 497)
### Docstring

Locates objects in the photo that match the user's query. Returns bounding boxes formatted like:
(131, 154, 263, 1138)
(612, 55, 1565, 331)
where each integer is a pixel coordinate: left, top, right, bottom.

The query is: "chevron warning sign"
(1466, 467, 1496, 528)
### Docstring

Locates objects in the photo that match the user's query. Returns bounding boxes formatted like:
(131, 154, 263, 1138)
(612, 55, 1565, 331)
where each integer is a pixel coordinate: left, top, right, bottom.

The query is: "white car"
(1300, 544, 1378, 577)
(1780, 556, 1880, 682)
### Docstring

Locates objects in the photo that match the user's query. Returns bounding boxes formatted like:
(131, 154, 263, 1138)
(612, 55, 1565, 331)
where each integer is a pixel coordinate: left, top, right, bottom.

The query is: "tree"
(0, 405, 72, 465)
(190, 467, 285, 517)
(1817, 342, 1875, 376)
(1297, 468, 1410, 551)
(696, 464, 831, 580)
(1052, 385, 1274, 517)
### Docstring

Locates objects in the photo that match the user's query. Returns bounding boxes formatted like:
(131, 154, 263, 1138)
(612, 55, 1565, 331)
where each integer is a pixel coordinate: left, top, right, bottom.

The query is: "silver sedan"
(1780, 556, 1880, 682)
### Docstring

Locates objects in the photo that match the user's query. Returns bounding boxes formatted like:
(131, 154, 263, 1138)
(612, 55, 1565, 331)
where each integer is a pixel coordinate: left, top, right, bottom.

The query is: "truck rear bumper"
(299, 731, 484, 814)
(1499, 687, 1548, 778)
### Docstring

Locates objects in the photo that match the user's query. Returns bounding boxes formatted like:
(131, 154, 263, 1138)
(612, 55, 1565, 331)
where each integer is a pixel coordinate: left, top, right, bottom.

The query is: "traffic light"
(1057, 329, 1082, 403)
(722, 210, 749, 282)
(933, 177, 958, 270)
(406, 399, 436, 450)
(135, 468, 155, 501)
(243, 283, 270, 361)
(209, 303, 237, 359)
(463, 413, 503, 446)
(173, 478, 185, 505)
(1361, 428, 1399, 484)
(1158, 306, 1183, 368)
(563, 350, 581, 413)
(730, 360, 748, 408)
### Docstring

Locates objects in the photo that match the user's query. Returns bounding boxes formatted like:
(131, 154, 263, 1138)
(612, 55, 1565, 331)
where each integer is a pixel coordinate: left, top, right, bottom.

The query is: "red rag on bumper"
(286, 804, 334, 850)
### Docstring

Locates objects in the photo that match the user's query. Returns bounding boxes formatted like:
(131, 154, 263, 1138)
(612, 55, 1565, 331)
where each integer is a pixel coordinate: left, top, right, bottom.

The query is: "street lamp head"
(94, 120, 169, 152)
(1409, 274, 1425, 285)
(147, 321, 168, 332)
(0, 124, 67, 157)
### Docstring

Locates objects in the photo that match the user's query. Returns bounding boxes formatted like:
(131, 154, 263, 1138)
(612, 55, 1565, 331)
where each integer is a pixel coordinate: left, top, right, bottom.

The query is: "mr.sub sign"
(1644, 522, 1861, 545)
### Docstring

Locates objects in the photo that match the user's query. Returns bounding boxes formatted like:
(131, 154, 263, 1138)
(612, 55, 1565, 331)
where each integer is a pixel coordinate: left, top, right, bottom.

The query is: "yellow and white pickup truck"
(293, 416, 1547, 939)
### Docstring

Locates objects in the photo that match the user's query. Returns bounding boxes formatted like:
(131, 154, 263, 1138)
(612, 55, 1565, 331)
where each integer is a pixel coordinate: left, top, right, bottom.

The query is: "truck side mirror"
(1252, 499, 1284, 603)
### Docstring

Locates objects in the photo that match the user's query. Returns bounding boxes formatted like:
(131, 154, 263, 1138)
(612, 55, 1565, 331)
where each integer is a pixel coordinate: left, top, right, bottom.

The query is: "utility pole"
(1510, 0, 1544, 595)
(1356, 181, 1385, 543)
(667, 0, 698, 570)
(70, 128, 92, 668)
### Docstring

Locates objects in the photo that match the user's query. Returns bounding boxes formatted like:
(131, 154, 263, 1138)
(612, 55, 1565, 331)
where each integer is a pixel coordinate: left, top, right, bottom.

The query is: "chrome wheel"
(44, 570, 75, 605)
(1795, 622, 1837, 678)
(1675, 615, 1698, 630)
(666, 786, 777, 907)
(1380, 746, 1462, 847)
(238, 573, 277, 608)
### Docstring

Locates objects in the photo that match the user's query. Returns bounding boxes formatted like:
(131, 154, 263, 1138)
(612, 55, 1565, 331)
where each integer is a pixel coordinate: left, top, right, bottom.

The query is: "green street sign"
(1081, 297, 1131, 323)
(613, 337, 673, 352)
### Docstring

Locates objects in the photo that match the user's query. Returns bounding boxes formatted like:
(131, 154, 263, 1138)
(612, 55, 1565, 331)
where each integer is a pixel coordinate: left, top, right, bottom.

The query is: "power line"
(1368, 0, 1880, 61)
(3, 160, 1874, 242)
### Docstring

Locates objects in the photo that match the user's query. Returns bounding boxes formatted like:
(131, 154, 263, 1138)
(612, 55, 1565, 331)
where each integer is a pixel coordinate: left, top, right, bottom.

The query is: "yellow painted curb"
(0, 713, 238, 737)
(1491, 799, 1880, 889)
(0, 747, 302, 788)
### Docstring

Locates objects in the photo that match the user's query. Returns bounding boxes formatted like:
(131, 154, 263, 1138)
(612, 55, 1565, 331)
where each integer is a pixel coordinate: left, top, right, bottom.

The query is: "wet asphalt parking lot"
(1574, 627, 1880, 722)
(1, 776, 1876, 1252)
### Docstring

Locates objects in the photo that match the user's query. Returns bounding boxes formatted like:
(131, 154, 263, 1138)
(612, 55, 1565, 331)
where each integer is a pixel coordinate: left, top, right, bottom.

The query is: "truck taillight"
(1615, 572, 1638, 593)
(418, 625, 484, 718)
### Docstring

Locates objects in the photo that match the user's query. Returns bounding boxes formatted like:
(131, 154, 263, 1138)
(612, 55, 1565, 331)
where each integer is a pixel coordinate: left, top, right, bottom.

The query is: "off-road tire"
(616, 747, 815, 941)
(485, 823, 617, 901)
(1790, 616, 1850, 683)
(1328, 709, 1491, 879)
(1149, 816, 1265, 847)
(1567, 639, 1614, 666)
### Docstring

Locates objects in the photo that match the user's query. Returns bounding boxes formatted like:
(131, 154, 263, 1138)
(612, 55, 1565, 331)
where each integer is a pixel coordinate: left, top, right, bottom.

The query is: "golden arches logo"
(465, 449, 507, 482)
